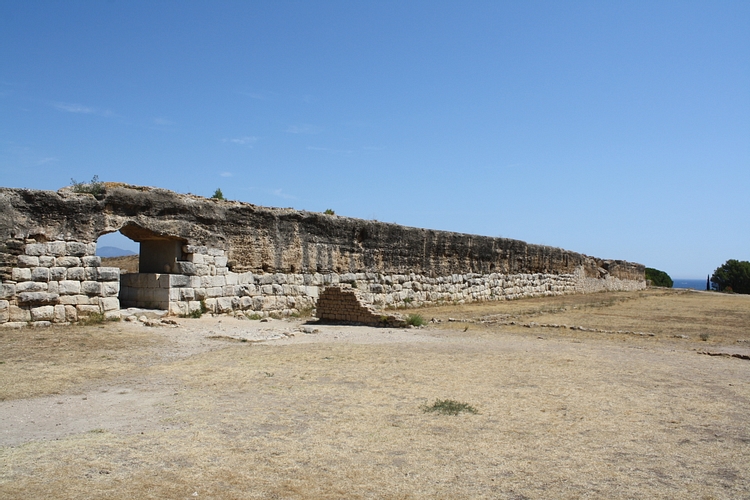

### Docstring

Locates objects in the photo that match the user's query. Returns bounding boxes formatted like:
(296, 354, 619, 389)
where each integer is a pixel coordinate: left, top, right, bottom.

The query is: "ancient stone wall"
(0, 184, 646, 326)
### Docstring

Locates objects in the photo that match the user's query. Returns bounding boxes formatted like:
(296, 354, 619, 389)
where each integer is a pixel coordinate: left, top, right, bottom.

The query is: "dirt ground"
(1, 288, 749, 499)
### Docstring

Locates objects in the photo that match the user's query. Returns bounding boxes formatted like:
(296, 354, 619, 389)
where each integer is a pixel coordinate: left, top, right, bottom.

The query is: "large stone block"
(64, 305, 77, 322)
(49, 267, 67, 281)
(66, 242, 87, 257)
(168, 274, 190, 287)
(67, 267, 85, 280)
(82, 256, 101, 267)
(38, 255, 55, 267)
(85, 242, 97, 256)
(24, 243, 46, 256)
(0, 283, 16, 299)
(97, 267, 120, 281)
(31, 305, 54, 321)
(99, 297, 119, 312)
(174, 262, 196, 275)
(81, 281, 101, 295)
(59, 280, 81, 295)
(53, 304, 66, 323)
(76, 304, 101, 316)
(17, 255, 39, 268)
(12, 268, 32, 281)
(101, 282, 120, 297)
(9, 305, 31, 322)
(56, 256, 81, 268)
(31, 267, 50, 282)
(216, 297, 233, 313)
(17, 281, 47, 293)
(46, 241, 67, 256)
(18, 292, 59, 304)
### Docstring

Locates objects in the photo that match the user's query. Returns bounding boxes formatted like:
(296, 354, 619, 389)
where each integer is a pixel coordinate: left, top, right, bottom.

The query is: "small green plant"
(212, 188, 224, 200)
(70, 175, 105, 198)
(324, 209, 335, 215)
(403, 297, 413, 304)
(422, 399, 478, 416)
(247, 313, 262, 320)
(700, 333, 710, 341)
(406, 313, 425, 327)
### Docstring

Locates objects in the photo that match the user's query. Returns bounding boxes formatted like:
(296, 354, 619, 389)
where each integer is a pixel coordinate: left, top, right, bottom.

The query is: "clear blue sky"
(1, 1, 748, 278)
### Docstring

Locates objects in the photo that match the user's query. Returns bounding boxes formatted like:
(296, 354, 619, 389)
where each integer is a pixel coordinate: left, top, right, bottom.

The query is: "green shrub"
(70, 175, 105, 198)
(212, 188, 224, 200)
(422, 399, 478, 416)
(645, 267, 673, 288)
(324, 209, 335, 215)
(406, 313, 425, 327)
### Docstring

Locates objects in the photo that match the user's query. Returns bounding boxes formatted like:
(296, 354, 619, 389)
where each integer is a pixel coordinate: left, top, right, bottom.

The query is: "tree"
(711, 260, 750, 294)
(645, 267, 673, 288)
(212, 188, 224, 200)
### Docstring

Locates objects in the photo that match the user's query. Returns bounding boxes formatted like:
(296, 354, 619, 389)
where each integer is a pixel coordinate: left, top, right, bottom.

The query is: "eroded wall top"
(0, 184, 644, 280)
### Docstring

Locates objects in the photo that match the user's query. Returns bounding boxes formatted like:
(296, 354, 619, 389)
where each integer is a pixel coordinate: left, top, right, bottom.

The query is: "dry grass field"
(1, 288, 749, 499)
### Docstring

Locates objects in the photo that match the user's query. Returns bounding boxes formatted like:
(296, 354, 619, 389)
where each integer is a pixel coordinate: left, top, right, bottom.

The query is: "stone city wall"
(0, 184, 646, 326)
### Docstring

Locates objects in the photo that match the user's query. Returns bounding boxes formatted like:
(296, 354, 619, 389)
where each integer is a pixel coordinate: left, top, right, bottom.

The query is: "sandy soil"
(0, 289, 749, 498)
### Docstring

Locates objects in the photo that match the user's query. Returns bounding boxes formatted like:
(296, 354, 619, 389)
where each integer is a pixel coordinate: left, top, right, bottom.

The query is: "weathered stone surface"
(18, 292, 59, 304)
(0, 185, 643, 279)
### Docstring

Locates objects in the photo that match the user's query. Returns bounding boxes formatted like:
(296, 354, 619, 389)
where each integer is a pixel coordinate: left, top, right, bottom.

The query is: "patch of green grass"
(70, 175, 105, 198)
(247, 313, 263, 320)
(405, 313, 425, 327)
(422, 399, 478, 416)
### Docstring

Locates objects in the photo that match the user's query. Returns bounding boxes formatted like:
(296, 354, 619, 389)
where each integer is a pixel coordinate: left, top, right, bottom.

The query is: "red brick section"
(316, 286, 405, 327)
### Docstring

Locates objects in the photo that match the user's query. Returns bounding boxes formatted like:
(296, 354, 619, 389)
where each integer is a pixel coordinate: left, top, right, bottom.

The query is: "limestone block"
(194, 288, 207, 300)
(169, 301, 187, 316)
(262, 296, 277, 310)
(305, 286, 319, 298)
(31, 321, 52, 328)
(261, 284, 273, 295)
(82, 256, 101, 267)
(31, 305, 54, 321)
(207, 287, 223, 298)
(38, 255, 53, 267)
(102, 282, 120, 297)
(31, 267, 50, 282)
(189, 276, 202, 288)
(169, 274, 190, 287)
(207, 247, 224, 257)
(75, 294, 92, 306)
(104, 311, 120, 321)
(215, 256, 228, 267)
(0, 300, 8, 323)
(217, 297, 233, 313)
(49, 267, 67, 281)
(97, 267, 120, 281)
(58, 295, 77, 305)
(216, 266, 227, 276)
(85, 242, 97, 256)
(204, 298, 217, 313)
(168, 288, 181, 301)
(180, 288, 195, 301)
(17, 281, 47, 293)
(252, 296, 264, 310)
(58, 280, 82, 295)
(195, 264, 210, 276)
(231, 296, 241, 310)
(24, 243, 46, 256)
(64, 305, 77, 322)
(56, 256, 82, 268)
(18, 292, 59, 305)
(222, 285, 238, 296)
(84, 267, 98, 280)
(17, 255, 39, 268)
(209, 276, 226, 287)
(203, 255, 215, 265)
(53, 305, 66, 323)
(239, 296, 253, 309)
(184, 245, 206, 255)
(258, 274, 274, 285)
(65, 242, 87, 257)
(46, 241, 67, 256)
(237, 272, 254, 285)
(174, 262, 196, 275)
(67, 267, 85, 280)
(81, 281, 101, 296)
(99, 297, 119, 312)
(186, 252, 204, 264)
(76, 304, 101, 316)
(9, 305, 31, 322)
(12, 268, 32, 281)
(48, 281, 59, 294)
(188, 301, 203, 314)
(208, 265, 216, 276)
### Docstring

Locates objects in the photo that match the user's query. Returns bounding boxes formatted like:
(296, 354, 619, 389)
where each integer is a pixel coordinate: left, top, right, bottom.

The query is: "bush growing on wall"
(645, 267, 673, 288)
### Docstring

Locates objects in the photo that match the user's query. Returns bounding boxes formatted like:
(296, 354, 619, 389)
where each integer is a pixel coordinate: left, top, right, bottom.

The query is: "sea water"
(673, 279, 710, 290)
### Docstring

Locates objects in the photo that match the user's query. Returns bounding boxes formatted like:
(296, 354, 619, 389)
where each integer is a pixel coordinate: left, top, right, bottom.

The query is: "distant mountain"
(96, 246, 137, 257)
